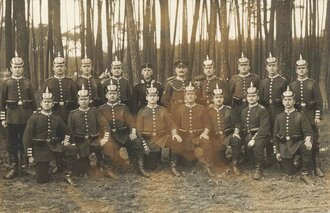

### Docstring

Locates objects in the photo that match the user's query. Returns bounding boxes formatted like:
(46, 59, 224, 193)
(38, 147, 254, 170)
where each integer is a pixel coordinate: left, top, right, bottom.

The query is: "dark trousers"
(7, 124, 26, 154)
(281, 143, 312, 175)
(311, 125, 321, 167)
(36, 162, 50, 183)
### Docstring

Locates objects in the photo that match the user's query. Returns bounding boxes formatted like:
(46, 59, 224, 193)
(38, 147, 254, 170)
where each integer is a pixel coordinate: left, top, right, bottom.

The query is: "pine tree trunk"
(52, 0, 63, 57)
(80, 0, 85, 59)
(219, 0, 230, 80)
(5, 0, 13, 69)
(95, 0, 103, 76)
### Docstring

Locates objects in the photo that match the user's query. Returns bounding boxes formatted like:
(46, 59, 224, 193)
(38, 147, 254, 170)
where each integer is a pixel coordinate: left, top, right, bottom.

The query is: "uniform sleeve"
(301, 113, 313, 139)
(23, 116, 35, 151)
(0, 82, 7, 120)
(258, 81, 265, 103)
(161, 82, 172, 110)
(97, 110, 108, 136)
(131, 85, 139, 116)
(28, 82, 37, 111)
(255, 108, 270, 140)
(56, 117, 67, 140)
(157, 84, 164, 105)
(314, 83, 323, 120)
(228, 77, 236, 100)
(66, 112, 75, 142)
(136, 110, 144, 137)
(222, 80, 230, 105)
(202, 107, 212, 131)
(70, 80, 78, 104)
(272, 115, 280, 153)
(124, 105, 136, 129)
(164, 108, 177, 132)
(97, 79, 105, 102)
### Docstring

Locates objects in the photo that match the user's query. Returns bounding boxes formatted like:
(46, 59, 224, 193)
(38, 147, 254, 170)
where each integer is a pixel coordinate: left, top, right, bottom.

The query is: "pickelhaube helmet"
(247, 82, 258, 94)
(213, 83, 223, 96)
(146, 82, 158, 95)
(282, 86, 295, 98)
(237, 52, 249, 65)
(41, 87, 53, 100)
(10, 52, 24, 66)
(265, 52, 278, 65)
(296, 54, 308, 67)
(53, 52, 66, 65)
(81, 54, 92, 65)
(78, 84, 89, 97)
(203, 55, 214, 67)
(184, 82, 195, 93)
(106, 79, 117, 92)
(111, 56, 122, 67)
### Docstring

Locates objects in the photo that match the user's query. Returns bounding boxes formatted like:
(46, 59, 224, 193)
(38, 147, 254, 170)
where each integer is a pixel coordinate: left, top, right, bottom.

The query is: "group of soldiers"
(0, 50, 324, 184)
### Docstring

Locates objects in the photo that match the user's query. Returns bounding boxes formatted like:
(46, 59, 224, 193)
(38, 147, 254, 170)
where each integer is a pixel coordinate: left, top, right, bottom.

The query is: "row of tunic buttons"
(87, 80, 92, 96)
(217, 109, 222, 131)
(16, 79, 22, 103)
(152, 108, 156, 133)
(84, 111, 89, 135)
(269, 78, 273, 101)
(47, 116, 51, 138)
(246, 107, 251, 129)
(285, 112, 290, 136)
(58, 79, 63, 102)
(300, 81, 304, 102)
(189, 107, 193, 130)
(111, 106, 116, 127)
(243, 78, 246, 97)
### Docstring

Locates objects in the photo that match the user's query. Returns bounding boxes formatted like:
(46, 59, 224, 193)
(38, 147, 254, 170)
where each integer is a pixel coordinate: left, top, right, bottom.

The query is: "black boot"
(313, 155, 324, 177)
(170, 156, 181, 177)
(232, 160, 241, 176)
(137, 155, 150, 178)
(4, 153, 18, 179)
(253, 164, 262, 180)
(301, 160, 313, 184)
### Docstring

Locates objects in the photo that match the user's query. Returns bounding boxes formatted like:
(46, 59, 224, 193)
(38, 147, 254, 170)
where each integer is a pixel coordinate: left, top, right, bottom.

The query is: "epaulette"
(70, 108, 79, 113)
(258, 104, 265, 109)
(167, 76, 176, 82)
(45, 76, 54, 81)
(196, 104, 204, 108)
(90, 107, 97, 110)
(194, 74, 206, 81)
(308, 78, 315, 82)
(280, 76, 286, 80)
(225, 105, 232, 109)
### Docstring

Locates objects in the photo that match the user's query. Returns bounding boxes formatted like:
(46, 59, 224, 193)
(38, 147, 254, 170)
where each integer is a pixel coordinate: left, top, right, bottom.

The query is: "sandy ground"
(0, 114, 330, 212)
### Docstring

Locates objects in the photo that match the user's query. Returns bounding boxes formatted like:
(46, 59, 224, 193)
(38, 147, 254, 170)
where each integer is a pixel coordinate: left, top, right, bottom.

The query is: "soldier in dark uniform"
(229, 53, 260, 117)
(205, 84, 242, 175)
(131, 63, 164, 116)
(137, 84, 183, 176)
(0, 53, 37, 179)
(64, 84, 106, 177)
(196, 56, 229, 106)
(259, 53, 289, 165)
(289, 55, 324, 177)
(98, 80, 145, 176)
(43, 52, 77, 123)
(174, 82, 213, 176)
(161, 59, 190, 114)
(240, 82, 270, 180)
(23, 88, 67, 183)
(273, 87, 314, 183)
(102, 57, 132, 108)
(75, 56, 104, 107)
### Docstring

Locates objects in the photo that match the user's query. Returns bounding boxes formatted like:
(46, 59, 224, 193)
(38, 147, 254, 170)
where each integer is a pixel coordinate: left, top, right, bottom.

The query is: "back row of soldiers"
(0, 50, 324, 184)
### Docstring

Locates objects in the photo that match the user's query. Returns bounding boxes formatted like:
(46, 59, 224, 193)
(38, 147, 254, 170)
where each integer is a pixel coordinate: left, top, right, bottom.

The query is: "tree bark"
(95, 0, 103, 76)
(188, 0, 201, 75)
(86, 0, 93, 60)
(80, 0, 85, 59)
(219, 0, 230, 80)
(5, 0, 13, 69)
(159, 0, 171, 82)
(52, 0, 63, 57)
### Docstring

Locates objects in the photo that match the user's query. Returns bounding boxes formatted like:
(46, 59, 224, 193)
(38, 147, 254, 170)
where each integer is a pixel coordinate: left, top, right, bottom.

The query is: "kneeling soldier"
(137, 83, 183, 176)
(273, 87, 314, 184)
(23, 88, 66, 183)
(205, 84, 242, 175)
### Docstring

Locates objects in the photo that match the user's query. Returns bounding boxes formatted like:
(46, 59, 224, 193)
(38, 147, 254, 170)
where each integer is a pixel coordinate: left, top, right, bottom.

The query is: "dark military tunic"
(136, 105, 181, 153)
(131, 79, 164, 116)
(198, 76, 229, 105)
(161, 77, 190, 113)
(102, 77, 132, 107)
(67, 107, 105, 158)
(43, 76, 77, 122)
(23, 112, 66, 162)
(273, 109, 313, 159)
(0, 76, 37, 124)
(229, 73, 260, 115)
(259, 74, 288, 131)
(76, 75, 104, 107)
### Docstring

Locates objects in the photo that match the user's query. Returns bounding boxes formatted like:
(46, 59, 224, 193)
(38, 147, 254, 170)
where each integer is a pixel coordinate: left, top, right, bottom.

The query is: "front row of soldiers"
(0, 52, 324, 184)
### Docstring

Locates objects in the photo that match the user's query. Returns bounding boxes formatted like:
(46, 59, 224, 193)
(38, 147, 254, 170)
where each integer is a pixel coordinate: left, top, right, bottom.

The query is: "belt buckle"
(85, 135, 89, 139)
(46, 139, 51, 143)
(286, 136, 290, 141)
(152, 132, 157, 136)
(18, 100, 23, 105)
(59, 101, 65, 106)
(301, 102, 306, 107)
(219, 131, 223, 135)
(269, 99, 273, 104)
(242, 99, 246, 102)
(111, 129, 116, 133)
(189, 130, 194, 134)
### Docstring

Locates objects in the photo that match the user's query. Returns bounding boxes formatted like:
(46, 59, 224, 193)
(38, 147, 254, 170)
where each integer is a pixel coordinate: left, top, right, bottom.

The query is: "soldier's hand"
(233, 133, 241, 140)
(247, 139, 255, 148)
(199, 132, 209, 140)
(314, 118, 321, 125)
(208, 104, 214, 109)
(1, 120, 7, 127)
(129, 133, 137, 141)
(172, 134, 182, 143)
(276, 153, 282, 161)
(304, 140, 312, 151)
(29, 156, 35, 164)
(100, 137, 109, 146)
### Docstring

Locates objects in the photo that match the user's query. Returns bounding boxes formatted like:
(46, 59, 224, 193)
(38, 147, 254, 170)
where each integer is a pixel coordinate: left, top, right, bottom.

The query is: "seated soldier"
(136, 83, 183, 176)
(205, 84, 242, 175)
(273, 87, 314, 184)
(23, 87, 66, 183)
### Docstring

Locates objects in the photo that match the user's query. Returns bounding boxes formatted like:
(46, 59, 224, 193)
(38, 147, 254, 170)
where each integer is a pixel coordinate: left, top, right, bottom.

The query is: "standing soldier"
(0, 53, 37, 179)
(76, 56, 104, 107)
(102, 57, 132, 108)
(43, 52, 77, 122)
(161, 59, 190, 114)
(259, 53, 289, 165)
(229, 53, 260, 117)
(240, 82, 270, 180)
(137, 83, 183, 176)
(196, 56, 229, 106)
(289, 55, 324, 177)
(273, 87, 314, 183)
(23, 88, 67, 183)
(174, 82, 213, 176)
(205, 84, 242, 175)
(131, 63, 164, 116)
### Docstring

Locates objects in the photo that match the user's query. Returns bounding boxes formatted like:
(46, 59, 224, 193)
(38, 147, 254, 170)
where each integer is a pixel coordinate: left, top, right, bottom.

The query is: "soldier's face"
(53, 64, 66, 76)
(175, 65, 188, 77)
(11, 65, 24, 77)
(146, 93, 159, 104)
(111, 66, 123, 77)
(141, 68, 153, 80)
(247, 93, 259, 104)
(203, 65, 215, 77)
(78, 96, 90, 109)
(296, 66, 308, 78)
(213, 95, 224, 107)
(184, 92, 196, 104)
(266, 63, 279, 76)
(81, 64, 92, 76)
(238, 64, 250, 75)
(40, 99, 54, 111)
(106, 91, 118, 102)
(283, 97, 295, 109)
